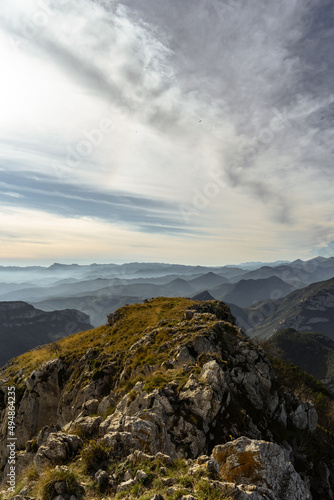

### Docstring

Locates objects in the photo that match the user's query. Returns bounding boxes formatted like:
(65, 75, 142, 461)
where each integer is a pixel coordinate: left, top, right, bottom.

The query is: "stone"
(66, 415, 102, 437)
(155, 452, 173, 466)
(82, 398, 99, 414)
(95, 469, 108, 488)
(34, 432, 82, 474)
(292, 404, 308, 430)
(116, 478, 136, 492)
(212, 436, 312, 500)
(54, 481, 67, 495)
(135, 469, 148, 481)
(166, 487, 177, 495)
(124, 469, 134, 481)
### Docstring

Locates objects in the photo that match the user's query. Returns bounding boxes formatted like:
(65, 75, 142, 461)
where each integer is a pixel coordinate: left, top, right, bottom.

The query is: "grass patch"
(38, 467, 83, 500)
(2, 297, 196, 387)
(81, 440, 111, 473)
(196, 478, 233, 500)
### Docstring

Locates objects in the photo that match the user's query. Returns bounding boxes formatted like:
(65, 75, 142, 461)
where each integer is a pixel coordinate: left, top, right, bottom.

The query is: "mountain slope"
(0, 301, 93, 368)
(187, 272, 229, 289)
(267, 328, 334, 380)
(245, 277, 334, 339)
(1, 298, 334, 498)
(219, 276, 294, 308)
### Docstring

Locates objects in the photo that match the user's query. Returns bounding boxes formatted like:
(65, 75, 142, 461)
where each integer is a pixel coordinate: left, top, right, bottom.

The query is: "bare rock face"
(212, 436, 312, 500)
(15, 359, 66, 449)
(34, 432, 82, 474)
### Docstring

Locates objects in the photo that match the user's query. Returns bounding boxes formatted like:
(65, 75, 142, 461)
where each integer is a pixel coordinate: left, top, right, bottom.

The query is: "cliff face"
(0, 301, 93, 367)
(0, 298, 333, 499)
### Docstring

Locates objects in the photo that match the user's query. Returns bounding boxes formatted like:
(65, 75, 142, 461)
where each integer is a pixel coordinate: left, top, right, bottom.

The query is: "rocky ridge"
(0, 298, 333, 499)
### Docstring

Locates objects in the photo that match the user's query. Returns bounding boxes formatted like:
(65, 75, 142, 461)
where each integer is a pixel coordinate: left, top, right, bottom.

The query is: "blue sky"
(0, 0, 333, 265)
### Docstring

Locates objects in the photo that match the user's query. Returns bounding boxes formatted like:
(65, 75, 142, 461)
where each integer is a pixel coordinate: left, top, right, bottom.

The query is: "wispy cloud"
(0, 0, 333, 263)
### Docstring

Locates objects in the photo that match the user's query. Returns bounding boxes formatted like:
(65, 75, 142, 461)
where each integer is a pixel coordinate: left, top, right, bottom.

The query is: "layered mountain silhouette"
(214, 276, 294, 308)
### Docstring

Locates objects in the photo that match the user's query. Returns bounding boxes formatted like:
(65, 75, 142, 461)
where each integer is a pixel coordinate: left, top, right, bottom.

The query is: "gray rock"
(135, 469, 148, 481)
(95, 469, 108, 488)
(124, 469, 134, 481)
(116, 478, 136, 492)
(82, 398, 99, 414)
(34, 432, 82, 474)
(54, 481, 67, 495)
(212, 436, 312, 500)
(292, 403, 309, 430)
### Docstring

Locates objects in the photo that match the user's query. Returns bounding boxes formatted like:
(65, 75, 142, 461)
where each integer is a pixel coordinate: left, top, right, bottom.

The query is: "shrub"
(40, 467, 83, 500)
(48, 341, 62, 357)
(81, 440, 111, 473)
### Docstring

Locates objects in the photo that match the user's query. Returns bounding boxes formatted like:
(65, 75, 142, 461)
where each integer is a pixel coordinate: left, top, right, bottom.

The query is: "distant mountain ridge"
(0, 301, 93, 368)
(0, 257, 333, 330)
(244, 277, 334, 339)
(215, 276, 294, 308)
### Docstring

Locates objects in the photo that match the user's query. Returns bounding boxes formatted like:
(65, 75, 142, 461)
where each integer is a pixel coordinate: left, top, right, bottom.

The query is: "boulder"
(34, 432, 82, 473)
(212, 436, 312, 500)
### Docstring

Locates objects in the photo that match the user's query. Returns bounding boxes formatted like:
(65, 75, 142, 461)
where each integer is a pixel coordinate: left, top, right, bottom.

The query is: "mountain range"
(0, 257, 333, 330)
(0, 256, 333, 370)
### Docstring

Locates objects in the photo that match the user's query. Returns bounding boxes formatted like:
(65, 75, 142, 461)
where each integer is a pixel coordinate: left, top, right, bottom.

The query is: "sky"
(0, 0, 334, 266)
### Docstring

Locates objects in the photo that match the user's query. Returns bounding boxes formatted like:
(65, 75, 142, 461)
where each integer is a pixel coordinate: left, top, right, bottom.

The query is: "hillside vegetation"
(1, 298, 334, 499)
(266, 328, 334, 380)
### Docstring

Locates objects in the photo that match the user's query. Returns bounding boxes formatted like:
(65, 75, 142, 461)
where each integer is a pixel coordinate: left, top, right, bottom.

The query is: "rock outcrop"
(0, 298, 333, 499)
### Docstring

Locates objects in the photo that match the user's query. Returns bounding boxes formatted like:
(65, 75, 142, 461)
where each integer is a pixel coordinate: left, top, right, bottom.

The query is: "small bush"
(48, 340, 62, 357)
(26, 464, 39, 481)
(40, 467, 82, 500)
(81, 440, 110, 473)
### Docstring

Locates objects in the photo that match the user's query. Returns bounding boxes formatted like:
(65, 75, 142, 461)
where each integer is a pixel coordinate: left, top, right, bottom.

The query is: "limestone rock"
(116, 478, 136, 492)
(34, 432, 82, 473)
(212, 436, 312, 500)
(82, 399, 99, 415)
(95, 469, 108, 488)
(65, 415, 102, 437)
(135, 469, 148, 481)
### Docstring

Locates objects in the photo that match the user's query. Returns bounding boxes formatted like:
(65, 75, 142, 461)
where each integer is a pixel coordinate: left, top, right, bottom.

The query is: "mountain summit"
(0, 298, 333, 499)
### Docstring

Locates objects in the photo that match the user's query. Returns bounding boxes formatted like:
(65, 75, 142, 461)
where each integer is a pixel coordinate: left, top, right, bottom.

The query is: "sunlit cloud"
(0, 0, 333, 264)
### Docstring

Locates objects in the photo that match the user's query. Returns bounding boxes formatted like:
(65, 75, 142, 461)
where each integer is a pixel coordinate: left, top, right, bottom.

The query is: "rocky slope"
(243, 277, 334, 339)
(0, 302, 93, 368)
(0, 298, 333, 499)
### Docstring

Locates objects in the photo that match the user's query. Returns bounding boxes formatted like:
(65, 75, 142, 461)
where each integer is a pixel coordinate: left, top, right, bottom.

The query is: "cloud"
(0, 169, 194, 235)
(0, 0, 333, 263)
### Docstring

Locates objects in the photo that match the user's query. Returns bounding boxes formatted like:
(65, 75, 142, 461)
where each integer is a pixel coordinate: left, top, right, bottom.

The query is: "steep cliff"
(0, 298, 333, 500)
(0, 302, 93, 367)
